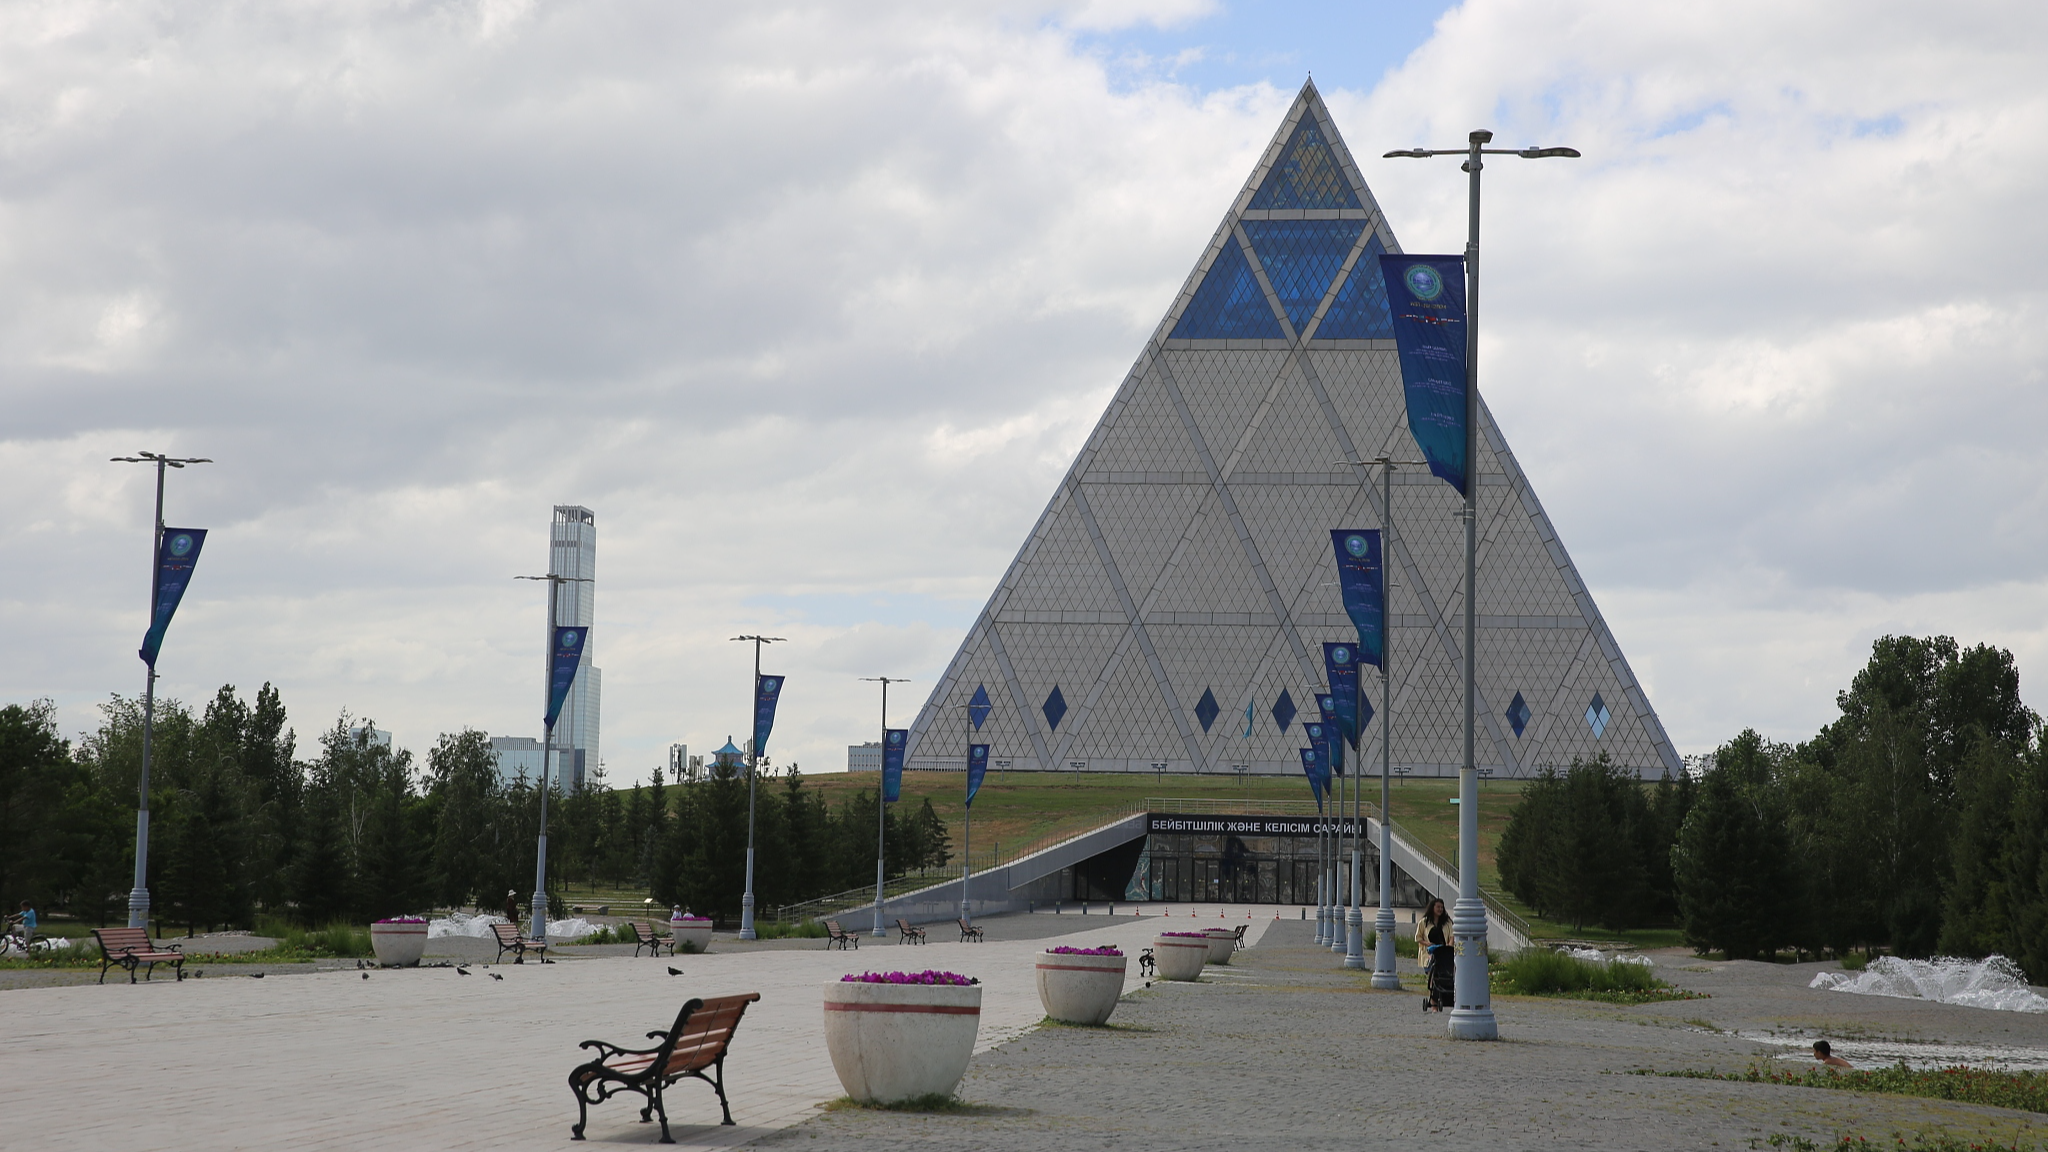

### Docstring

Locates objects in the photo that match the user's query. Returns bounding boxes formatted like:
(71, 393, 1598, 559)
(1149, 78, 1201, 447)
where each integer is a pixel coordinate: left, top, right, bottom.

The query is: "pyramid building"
(906, 82, 1680, 781)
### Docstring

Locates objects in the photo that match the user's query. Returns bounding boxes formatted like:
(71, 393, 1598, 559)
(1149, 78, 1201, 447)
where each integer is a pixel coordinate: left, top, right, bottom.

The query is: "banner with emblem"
(545, 626, 588, 729)
(1304, 721, 1333, 802)
(1378, 255, 1469, 495)
(966, 743, 990, 807)
(1329, 530, 1384, 669)
(139, 527, 207, 668)
(882, 728, 908, 803)
(753, 673, 785, 758)
(1299, 747, 1326, 812)
(1323, 642, 1363, 751)
(1316, 694, 1347, 777)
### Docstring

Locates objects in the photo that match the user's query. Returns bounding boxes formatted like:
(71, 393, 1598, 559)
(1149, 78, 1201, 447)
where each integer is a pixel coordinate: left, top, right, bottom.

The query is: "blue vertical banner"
(1298, 747, 1326, 813)
(545, 626, 588, 728)
(1316, 694, 1347, 777)
(753, 674, 785, 758)
(1304, 721, 1333, 800)
(1323, 642, 1363, 750)
(1330, 530, 1385, 669)
(882, 729, 907, 803)
(138, 527, 207, 668)
(966, 743, 989, 807)
(1378, 255, 1469, 495)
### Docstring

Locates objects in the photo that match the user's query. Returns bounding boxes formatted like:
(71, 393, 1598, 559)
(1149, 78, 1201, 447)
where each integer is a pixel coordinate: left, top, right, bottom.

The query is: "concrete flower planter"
(1202, 927, 1238, 965)
(1035, 949, 1126, 1025)
(671, 917, 712, 953)
(822, 978, 982, 1103)
(1152, 934, 1210, 981)
(370, 919, 428, 967)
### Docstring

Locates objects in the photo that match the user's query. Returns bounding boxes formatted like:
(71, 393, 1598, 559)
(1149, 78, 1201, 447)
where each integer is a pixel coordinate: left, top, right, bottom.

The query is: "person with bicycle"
(4, 900, 35, 954)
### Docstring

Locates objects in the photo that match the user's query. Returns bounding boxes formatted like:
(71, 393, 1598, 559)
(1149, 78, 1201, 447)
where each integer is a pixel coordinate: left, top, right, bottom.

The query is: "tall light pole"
(732, 634, 785, 940)
(515, 572, 591, 944)
(110, 451, 212, 929)
(1386, 130, 1578, 1040)
(861, 675, 908, 938)
(1340, 457, 1426, 984)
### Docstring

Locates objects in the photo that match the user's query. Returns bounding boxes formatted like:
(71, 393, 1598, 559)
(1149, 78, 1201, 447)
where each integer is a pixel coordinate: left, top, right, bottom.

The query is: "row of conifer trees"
(0, 685, 950, 932)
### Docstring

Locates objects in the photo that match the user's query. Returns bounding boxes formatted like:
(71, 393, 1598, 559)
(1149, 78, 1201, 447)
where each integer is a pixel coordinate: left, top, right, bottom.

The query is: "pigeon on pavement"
(489, 972, 504, 981)
(667, 967, 683, 977)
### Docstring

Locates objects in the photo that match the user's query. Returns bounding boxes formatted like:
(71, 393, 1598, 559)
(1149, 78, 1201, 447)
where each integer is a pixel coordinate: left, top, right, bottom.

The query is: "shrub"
(1492, 948, 1699, 1003)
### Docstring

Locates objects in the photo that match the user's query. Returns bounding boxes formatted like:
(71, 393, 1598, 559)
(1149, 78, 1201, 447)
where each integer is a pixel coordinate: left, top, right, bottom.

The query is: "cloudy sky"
(6, 0, 2044, 780)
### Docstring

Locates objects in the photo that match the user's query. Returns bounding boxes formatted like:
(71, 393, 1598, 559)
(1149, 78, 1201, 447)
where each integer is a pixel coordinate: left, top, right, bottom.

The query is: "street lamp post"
(861, 675, 909, 938)
(110, 451, 212, 929)
(1340, 457, 1427, 986)
(1386, 130, 1578, 1040)
(515, 572, 591, 944)
(732, 634, 785, 940)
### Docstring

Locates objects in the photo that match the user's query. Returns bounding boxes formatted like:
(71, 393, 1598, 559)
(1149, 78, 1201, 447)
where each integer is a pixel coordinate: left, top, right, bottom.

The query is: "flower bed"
(1152, 932, 1210, 981)
(1037, 946, 1128, 1025)
(1158, 931, 1210, 938)
(842, 970, 978, 986)
(370, 917, 429, 967)
(1046, 945, 1123, 956)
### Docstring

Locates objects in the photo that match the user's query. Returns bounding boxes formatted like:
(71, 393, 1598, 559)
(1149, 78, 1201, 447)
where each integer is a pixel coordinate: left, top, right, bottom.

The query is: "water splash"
(427, 912, 599, 941)
(1557, 945, 1653, 966)
(1810, 955, 2048, 1014)
(1734, 1031, 2048, 1072)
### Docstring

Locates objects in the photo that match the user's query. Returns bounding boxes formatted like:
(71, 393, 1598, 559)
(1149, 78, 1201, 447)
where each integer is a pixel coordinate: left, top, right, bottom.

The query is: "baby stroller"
(1424, 943, 1456, 1012)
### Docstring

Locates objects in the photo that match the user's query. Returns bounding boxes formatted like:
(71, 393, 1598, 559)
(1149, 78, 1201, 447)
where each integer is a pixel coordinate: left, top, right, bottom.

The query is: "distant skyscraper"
(551, 505, 601, 789)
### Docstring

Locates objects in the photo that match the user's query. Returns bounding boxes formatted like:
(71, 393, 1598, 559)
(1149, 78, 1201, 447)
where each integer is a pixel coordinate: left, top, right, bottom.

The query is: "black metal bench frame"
(492, 920, 551, 964)
(894, 918, 926, 945)
(568, 992, 760, 1143)
(627, 920, 675, 958)
(91, 927, 184, 985)
(823, 920, 860, 950)
(957, 918, 985, 943)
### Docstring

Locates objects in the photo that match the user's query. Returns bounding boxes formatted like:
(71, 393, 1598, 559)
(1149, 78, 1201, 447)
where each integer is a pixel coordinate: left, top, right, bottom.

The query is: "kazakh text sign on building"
(1147, 814, 1350, 838)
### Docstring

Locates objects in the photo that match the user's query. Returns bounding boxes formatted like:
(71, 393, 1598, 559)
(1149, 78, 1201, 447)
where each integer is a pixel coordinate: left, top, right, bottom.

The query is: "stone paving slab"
(1, 910, 1277, 1151)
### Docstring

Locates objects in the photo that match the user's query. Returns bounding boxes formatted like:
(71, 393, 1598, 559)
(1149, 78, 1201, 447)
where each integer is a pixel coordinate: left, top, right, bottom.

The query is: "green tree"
(1672, 730, 1797, 960)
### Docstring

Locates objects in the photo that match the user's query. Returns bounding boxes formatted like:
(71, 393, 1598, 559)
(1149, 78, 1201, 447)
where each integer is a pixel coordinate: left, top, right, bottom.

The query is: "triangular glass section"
(1194, 687, 1221, 733)
(1271, 689, 1297, 733)
(1242, 220, 1366, 332)
(1248, 115, 1361, 210)
(1585, 692, 1610, 739)
(1042, 686, 1068, 732)
(1170, 240, 1283, 340)
(1315, 233, 1394, 339)
(969, 684, 993, 730)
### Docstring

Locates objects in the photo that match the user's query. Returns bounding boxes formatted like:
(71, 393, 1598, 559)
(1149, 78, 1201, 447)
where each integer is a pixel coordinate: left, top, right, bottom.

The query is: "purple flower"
(1047, 945, 1124, 956)
(840, 970, 978, 985)
(1160, 931, 1212, 938)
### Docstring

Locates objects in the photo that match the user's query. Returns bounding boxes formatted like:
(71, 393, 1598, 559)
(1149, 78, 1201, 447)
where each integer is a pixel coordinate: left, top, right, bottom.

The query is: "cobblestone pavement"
(0, 910, 1265, 1150)
(761, 921, 2048, 1152)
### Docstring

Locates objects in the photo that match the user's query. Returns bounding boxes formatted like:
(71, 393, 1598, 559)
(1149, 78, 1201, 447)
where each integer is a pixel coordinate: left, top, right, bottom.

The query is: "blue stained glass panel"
(1170, 240, 1282, 340)
(1585, 692, 1610, 739)
(1248, 116, 1362, 210)
(1195, 688, 1221, 733)
(1506, 691, 1531, 738)
(969, 684, 993, 730)
(1042, 686, 1068, 732)
(1242, 220, 1366, 332)
(1271, 689, 1297, 733)
(1315, 233, 1395, 339)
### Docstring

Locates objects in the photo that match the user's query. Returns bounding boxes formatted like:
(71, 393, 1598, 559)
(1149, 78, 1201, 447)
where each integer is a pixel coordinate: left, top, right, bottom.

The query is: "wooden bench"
(894, 918, 926, 945)
(957, 918, 985, 943)
(823, 920, 859, 950)
(491, 920, 551, 964)
(625, 920, 674, 958)
(92, 927, 185, 985)
(568, 992, 761, 1142)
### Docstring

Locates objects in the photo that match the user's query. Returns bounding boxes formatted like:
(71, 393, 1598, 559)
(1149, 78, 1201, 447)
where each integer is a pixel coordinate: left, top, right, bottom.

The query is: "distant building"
(847, 742, 882, 773)
(550, 505, 601, 789)
(489, 735, 546, 786)
(712, 739, 745, 771)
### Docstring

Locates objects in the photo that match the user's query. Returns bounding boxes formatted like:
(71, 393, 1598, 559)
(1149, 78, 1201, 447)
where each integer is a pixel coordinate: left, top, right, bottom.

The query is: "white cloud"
(1, 0, 2043, 777)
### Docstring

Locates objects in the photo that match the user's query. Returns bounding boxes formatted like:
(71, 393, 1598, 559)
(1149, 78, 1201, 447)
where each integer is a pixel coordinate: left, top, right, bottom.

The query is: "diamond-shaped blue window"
(1586, 693, 1610, 739)
(1359, 693, 1374, 733)
(1315, 233, 1395, 339)
(1506, 691, 1531, 738)
(968, 684, 992, 731)
(1194, 688, 1221, 733)
(1170, 240, 1283, 340)
(1248, 116, 1362, 210)
(1241, 220, 1365, 333)
(1042, 686, 1067, 732)
(1271, 689, 1297, 733)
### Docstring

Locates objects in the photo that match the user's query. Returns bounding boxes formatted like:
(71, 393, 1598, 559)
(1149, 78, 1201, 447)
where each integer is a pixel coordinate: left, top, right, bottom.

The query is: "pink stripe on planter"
(1035, 963, 1125, 973)
(823, 1001, 982, 1015)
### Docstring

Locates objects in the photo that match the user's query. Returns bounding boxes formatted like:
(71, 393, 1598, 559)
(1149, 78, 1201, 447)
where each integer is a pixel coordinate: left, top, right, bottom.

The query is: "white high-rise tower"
(550, 505, 601, 789)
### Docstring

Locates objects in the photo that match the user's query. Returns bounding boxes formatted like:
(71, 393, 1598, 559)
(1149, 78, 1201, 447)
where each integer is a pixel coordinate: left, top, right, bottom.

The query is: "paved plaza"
(12, 912, 2048, 1150)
